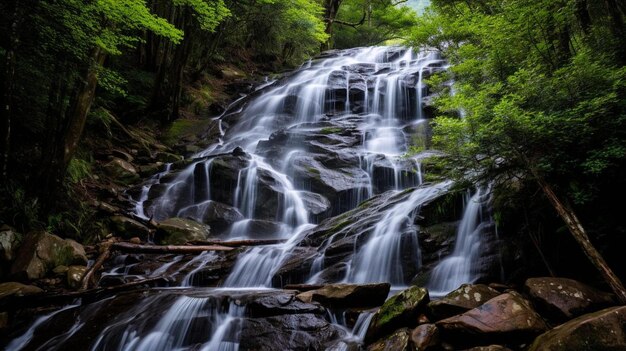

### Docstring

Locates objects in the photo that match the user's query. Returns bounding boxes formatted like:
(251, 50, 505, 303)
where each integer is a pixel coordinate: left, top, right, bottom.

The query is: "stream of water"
(6, 46, 495, 351)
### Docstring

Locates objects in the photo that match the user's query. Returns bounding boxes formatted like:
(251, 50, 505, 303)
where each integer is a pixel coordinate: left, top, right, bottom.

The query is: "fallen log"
(111, 242, 234, 253)
(189, 239, 288, 247)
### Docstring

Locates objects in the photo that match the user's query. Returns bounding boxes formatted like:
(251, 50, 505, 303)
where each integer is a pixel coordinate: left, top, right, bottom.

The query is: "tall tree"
(412, 0, 626, 302)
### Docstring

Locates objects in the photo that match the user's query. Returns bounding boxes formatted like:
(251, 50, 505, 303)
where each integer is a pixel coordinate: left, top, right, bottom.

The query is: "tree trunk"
(38, 48, 106, 201)
(535, 176, 626, 303)
(322, 0, 343, 50)
(0, 0, 21, 181)
(62, 47, 107, 168)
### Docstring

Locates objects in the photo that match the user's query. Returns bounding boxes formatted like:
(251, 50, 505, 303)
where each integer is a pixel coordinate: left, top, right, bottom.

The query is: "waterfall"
(6, 46, 497, 350)
(427, 187, 493, 295)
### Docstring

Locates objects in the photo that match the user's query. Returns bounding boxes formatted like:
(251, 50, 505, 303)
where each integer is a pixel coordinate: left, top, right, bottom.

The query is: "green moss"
(376, 286, 428, 326)
(319, 127, 342, 135)
(163, 119, 212, 146)
(306, 167, 321, 175)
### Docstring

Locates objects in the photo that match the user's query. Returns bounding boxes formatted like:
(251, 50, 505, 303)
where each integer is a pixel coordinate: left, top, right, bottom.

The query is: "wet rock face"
(528, 306, 626, 351)
(428, 284, 501, 321)
(10, 231, 88, 280)
(524, 277, 615, 322)
(295, 283, 391, 308)
(436, 292, 548, 346)
(239, 313, 345, 351)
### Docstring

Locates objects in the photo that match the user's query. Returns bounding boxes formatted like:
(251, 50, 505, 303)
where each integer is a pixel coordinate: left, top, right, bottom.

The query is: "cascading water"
(427, 187, 493, 295)
(6, 46, 498, 351)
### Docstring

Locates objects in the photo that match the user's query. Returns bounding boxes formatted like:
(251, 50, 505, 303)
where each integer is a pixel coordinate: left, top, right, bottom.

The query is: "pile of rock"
(358, 278, 623, 350)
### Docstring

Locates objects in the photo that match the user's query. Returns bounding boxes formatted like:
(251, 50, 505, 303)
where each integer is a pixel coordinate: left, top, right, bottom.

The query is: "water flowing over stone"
(5, 46, 500, 351)
(428, 187, 494, 296)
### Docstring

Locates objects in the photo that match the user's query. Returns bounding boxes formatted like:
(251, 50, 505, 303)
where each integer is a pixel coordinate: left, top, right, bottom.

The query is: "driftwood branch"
(80, 242, 112, 291)
(111, 242, 234, 253)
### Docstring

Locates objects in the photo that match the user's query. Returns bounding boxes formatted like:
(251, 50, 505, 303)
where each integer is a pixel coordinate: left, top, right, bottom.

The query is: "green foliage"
(411, 1, 626, 203)
(67, 157, 92, 184)
(221, 0, 328, 65)
(332, 0, 419, 48)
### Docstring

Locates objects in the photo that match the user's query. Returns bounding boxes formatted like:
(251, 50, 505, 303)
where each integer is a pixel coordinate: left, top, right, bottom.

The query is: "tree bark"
(0, 0, 21, 181)
(535, 176, 626, 303)
(111, 242, 234, 253)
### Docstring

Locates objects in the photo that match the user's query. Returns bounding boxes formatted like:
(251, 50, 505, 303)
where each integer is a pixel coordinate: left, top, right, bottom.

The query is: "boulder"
(0, 225, 21, 262)
(103, 157, 139, 183)
(436, 292, 548, 346)
(367, 328, 411, 351)
(366, 286, 430, 342)
(177, 200, 244, 234)
(67, 265, 87, 290)
(156, 218, 211, 245)
(428, 284, 501, 320)
(410, 324, 440, 350)
(0, 282, 43, 300)
(528, 306, 626, 351)
(295, 283, 390, 308)
(10, 231, 88, 280)
(109, 216, 150, 238)
(239, 313, 345, 351)
(524, 277, 615, 322)
(464, 346, 512, 351)
(245, 291, 325, 317)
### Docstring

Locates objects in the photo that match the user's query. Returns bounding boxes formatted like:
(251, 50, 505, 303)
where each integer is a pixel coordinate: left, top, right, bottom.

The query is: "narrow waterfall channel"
(6, 46, 497, 351)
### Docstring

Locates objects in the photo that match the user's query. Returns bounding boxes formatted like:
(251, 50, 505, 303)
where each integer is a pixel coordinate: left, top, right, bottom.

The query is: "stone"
(295, 283, 390, 308)
(0, 282, 43, 300)
(53, 265, 69, 275)
(0, 226, 21, 262)
(109, 215, 150, 238)
(10, 231, 88, 280)
(436, 292, 548, 346)
(524, 277, 615, 322)
(67, 265, 87, 289)
(367, 328, 411, 351)
(411, 324, 440, 350)
(239, 313, 345, 351)
(177, 200, 244, 234)
(245, 291, 325, 317)
(103, 157, 139, 183)
(428, 284, 501, 320)
(464, 346, 512, 351)
(528, 306, 626, 351)
(156, 218, 211, 245)
(366, 286, 430, 342)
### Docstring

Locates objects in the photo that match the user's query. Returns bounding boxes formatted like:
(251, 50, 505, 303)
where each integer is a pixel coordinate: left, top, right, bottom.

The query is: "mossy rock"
(156, 218, 211, 245)
(10, 231, 87, 280)
(366, 286, 430, 342)
(163, 119, 214, 147)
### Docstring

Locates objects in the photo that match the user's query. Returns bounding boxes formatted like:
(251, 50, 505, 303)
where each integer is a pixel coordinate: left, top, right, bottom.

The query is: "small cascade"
(345, 182, 451, 286)
(428, 187, 493, 295)
(87, 294, 244, 351)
